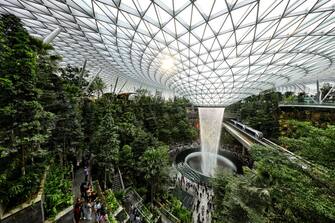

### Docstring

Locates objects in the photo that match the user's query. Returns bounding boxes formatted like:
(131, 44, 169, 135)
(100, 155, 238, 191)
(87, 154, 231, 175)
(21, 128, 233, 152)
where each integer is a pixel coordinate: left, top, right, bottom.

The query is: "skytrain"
(230, 120, 264, 139)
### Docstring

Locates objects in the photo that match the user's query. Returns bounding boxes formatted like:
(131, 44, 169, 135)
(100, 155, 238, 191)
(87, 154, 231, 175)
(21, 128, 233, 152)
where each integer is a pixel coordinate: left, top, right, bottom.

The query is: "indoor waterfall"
(198, 107, 225, 176)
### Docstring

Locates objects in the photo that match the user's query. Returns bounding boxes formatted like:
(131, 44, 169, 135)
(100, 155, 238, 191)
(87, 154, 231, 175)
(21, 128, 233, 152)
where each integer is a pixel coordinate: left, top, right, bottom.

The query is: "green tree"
(226, 90, 282, 141)
(93, 110, 120, 188)
(119, 145, 133, 167)
(50, 65, 87, 166)
(139, 146, 169, 204)
(212, 145, 335, 223)
(118, 144, 134, 183)
(280, 120, 335, 170)
(0, 14, 54, 175)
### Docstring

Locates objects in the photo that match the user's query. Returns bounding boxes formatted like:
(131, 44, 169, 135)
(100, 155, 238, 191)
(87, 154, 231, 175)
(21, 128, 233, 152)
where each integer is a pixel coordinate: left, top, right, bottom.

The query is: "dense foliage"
(0, 14, 196, 211)
(0, 14, 54, 175)
(0, 159, 45, 209)
(105, 189, 120, 214)
(280, 119, 335, 172)
(213, 145, 335, 223)
(2, 14, 335, 223)
(0, 14, 54, 209)
(87, 90, 196, 201)
(168, 196, 192, 223)
(43, 164, 72, 218)
(139, 145, 170, 204)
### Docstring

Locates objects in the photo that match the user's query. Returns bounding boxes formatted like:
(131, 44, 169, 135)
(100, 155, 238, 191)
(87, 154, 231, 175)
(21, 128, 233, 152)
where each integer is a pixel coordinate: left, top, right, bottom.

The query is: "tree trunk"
(104, 165, 107, 190)
(60, 135, 65, 167)
(21, 147, 26, 176)
(58, 150, 63, 167)
(150, 182, 154, 205)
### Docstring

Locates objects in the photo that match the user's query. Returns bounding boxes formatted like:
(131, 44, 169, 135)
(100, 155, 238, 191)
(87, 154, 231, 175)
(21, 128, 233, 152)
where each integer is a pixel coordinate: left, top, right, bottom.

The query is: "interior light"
(161, 56, 175, 71)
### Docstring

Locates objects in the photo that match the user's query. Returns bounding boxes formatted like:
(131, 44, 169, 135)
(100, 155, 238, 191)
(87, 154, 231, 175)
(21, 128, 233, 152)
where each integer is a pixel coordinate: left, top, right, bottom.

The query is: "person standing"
(86, 200, 93, 221)
(99, 209, 108, 223)
(74, 198, 82, 223)
(84, 166, 89, 182)
(94, 200, 102, 222)
(80, 182, 88, 201)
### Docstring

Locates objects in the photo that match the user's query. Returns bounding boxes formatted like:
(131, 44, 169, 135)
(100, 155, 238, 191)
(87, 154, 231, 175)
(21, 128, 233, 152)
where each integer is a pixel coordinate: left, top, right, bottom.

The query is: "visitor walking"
(83, 200, 93, 220)
(80, 182, 87, 200)
(94, 200, 102, 222)
(74, 198, 82, 223)
(98, 208, 108, 223)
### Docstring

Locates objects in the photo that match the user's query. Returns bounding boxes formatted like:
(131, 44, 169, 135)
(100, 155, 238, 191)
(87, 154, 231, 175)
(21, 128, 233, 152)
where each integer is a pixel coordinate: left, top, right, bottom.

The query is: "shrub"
(105, 189, 120, 213)
(43, 164, 72, 218)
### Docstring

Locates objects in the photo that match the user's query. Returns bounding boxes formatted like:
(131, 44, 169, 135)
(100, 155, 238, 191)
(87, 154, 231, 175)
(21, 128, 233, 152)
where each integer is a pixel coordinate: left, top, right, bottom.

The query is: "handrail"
(137, 203, 154, 223)
(117, 167, 125, 190)
(155, 200, 181, 223)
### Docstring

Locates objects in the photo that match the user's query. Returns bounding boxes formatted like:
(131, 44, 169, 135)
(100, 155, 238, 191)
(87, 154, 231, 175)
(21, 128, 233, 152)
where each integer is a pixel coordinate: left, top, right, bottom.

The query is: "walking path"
(192, 186, 213, 223)
(61, 167, 95, 223)
(176, 173, 214, 223)
(74, 167, 85, 197)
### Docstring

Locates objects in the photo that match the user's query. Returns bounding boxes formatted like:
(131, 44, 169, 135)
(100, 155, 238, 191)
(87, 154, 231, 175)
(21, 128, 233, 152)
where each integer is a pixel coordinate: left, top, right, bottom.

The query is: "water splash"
(198, 107, 225, 177)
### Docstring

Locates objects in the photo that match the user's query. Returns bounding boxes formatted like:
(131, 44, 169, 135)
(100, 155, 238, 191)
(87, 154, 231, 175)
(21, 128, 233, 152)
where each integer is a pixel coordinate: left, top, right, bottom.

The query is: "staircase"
(111, 168, 124, 192)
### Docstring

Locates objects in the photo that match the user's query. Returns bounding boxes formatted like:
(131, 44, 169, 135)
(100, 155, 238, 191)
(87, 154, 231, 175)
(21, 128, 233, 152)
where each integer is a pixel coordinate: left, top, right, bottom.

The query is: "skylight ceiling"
(1, 0, 335, 106)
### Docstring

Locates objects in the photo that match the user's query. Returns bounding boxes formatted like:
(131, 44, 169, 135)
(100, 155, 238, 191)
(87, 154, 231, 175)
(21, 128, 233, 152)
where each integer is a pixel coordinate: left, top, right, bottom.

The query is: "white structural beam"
(117, 81, 128, 94)
(79, 59, 87, 87)
(321, 84, 335, 103)
(43, 27, 61, 44)
(85, 68, 102, 92)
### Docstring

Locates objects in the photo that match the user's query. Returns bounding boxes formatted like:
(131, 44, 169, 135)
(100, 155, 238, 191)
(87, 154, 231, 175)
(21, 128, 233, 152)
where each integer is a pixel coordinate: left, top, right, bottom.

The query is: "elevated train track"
(223, 119, 329, 175)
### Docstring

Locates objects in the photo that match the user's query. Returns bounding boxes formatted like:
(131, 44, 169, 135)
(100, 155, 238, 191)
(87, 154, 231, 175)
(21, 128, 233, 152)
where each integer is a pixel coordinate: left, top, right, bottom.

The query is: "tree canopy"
(213, 145, 335, 223)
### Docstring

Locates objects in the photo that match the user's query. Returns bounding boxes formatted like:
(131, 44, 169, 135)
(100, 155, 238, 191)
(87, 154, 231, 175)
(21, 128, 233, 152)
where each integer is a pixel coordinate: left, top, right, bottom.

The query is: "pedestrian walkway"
(176, 173, 213, 223)
(73, 167, 85, 197)
(61, 166, 96, 223)
(192, 186, 213, 223)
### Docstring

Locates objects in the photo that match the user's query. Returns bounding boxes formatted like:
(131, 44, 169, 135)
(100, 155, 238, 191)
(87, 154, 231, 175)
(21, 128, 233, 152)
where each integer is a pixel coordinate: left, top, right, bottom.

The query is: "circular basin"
(185, 151, 237, 178)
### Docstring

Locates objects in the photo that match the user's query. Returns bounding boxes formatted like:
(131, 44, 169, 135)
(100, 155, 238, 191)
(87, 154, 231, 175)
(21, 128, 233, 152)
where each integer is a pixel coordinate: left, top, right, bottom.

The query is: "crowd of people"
(169, 142, 200, 159)
(193, 185, 214, 223)
(176, 174, 214, 223)
(73, 161, 110, 223)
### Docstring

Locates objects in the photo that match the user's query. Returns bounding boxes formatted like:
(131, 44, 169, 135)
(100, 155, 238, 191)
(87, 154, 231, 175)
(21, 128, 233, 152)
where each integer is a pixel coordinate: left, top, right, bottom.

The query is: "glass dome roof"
(1, 0, 335, 106)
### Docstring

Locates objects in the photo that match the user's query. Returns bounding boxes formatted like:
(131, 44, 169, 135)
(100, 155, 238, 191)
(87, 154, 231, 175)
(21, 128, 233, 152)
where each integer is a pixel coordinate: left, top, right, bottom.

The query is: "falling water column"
(198, 107, 225, 177)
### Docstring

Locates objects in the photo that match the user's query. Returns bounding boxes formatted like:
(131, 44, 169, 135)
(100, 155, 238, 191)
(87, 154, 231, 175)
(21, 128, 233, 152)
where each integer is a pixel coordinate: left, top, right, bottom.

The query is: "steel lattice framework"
(1, 0, 335, 106)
